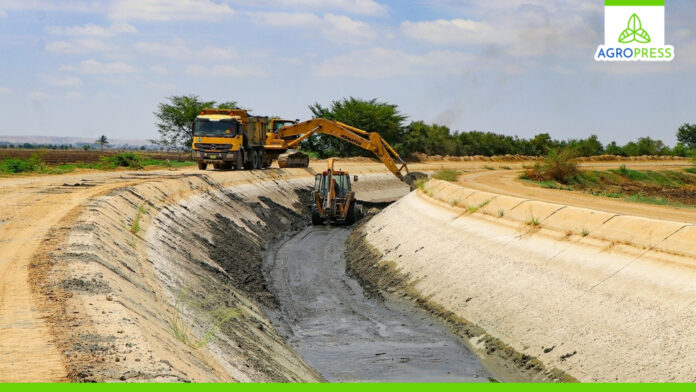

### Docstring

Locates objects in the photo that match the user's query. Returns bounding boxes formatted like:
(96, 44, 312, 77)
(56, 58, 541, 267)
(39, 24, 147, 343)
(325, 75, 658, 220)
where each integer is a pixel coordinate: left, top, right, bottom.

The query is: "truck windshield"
(194, 119, 238, 137)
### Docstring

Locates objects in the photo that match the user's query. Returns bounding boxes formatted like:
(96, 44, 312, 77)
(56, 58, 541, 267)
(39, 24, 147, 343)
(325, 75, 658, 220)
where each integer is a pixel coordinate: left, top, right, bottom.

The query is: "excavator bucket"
(403, 172, 429, 190)
(278, 151, 310, 168)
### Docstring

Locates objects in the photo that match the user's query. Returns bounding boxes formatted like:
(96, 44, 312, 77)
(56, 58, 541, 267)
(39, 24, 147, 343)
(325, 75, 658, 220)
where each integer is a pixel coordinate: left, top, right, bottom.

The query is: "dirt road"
(457, 161, 696, 224)
(263, 226, 490, 382)
(0, 171, 183, 381)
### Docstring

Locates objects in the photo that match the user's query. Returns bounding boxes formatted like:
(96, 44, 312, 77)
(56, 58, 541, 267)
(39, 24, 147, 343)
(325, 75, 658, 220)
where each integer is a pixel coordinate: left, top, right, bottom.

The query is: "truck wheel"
(235, 152, 243, 170)
(213, 163, 221, 170)
(198, 162, 207, 171)
(311, 206, 324, 225)
(258, 150, 265, 170)
(246, 150, 256, 170)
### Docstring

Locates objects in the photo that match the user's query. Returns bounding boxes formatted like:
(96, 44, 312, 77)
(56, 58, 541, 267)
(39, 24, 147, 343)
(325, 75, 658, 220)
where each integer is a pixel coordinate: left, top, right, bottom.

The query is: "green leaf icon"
(618, 13, 651, 44)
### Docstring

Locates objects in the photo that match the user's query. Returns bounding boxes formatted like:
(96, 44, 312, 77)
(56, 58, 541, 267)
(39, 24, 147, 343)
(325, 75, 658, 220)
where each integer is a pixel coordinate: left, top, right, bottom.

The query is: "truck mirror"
(353, 175, 359, 182)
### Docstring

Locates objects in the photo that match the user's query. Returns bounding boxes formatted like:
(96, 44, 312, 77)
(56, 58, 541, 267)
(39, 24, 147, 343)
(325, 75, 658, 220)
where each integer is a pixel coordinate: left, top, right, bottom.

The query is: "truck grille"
(195, 144, 233, 151)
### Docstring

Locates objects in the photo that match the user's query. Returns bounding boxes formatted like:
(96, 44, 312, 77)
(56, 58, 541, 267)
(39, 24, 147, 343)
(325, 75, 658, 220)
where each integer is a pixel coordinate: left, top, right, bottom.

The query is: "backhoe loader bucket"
(278, 151, 310, 168)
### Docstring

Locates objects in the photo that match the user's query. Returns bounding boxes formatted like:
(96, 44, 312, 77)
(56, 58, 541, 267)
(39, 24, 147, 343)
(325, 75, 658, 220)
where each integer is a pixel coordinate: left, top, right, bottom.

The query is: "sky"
(0, 0, 695, 145)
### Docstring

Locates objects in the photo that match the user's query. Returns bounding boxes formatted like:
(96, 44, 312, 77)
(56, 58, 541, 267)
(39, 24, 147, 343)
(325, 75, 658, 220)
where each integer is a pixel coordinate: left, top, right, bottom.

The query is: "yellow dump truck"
(192, 108, 268, 170)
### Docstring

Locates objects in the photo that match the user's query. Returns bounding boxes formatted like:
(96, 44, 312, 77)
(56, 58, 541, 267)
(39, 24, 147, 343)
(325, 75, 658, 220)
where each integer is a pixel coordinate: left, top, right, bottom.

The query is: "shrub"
(0, 155, 45, 174)
(104, 153, 143, 169)
(524, 148, 578, 184)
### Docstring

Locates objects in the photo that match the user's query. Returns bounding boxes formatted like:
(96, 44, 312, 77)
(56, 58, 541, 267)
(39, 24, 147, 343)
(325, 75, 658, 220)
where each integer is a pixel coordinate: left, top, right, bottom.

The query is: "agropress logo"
(595, 0, 674, 62)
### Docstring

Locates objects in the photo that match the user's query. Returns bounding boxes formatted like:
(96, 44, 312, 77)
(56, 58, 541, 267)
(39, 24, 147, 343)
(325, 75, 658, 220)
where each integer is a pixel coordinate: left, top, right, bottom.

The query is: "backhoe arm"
(276, 119, 409, 181)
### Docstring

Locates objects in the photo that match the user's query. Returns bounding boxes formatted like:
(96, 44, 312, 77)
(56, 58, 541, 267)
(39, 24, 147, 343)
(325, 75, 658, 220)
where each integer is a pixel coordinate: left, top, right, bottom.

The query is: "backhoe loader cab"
(311, 159, 363, 226)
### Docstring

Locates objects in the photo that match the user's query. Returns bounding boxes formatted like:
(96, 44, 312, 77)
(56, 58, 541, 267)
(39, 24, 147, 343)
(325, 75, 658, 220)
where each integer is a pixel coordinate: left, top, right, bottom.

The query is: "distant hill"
(0, 135, 153, 147)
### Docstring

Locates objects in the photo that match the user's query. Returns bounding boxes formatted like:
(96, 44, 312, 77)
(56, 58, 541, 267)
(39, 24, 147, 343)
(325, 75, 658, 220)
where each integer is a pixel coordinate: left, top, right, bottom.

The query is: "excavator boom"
(273, 118, 410, 181)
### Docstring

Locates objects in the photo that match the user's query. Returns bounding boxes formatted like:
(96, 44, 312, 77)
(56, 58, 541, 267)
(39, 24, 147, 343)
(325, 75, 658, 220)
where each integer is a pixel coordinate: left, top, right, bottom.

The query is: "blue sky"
(0, 0, 694, 145)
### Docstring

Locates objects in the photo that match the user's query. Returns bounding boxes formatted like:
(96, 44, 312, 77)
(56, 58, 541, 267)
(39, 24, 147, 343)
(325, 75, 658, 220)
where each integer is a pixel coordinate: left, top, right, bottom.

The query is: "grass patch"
(483, 165, 495, 171)
(0, 152, 194, 176)
(433, 169, 462, 182)
(467, 199, 492, 214)
(130, 204, 147, 235)
(526, 164, 696, 208)
(582, 228, 590, 237)
(525, 214, 541, 227)
(497, 209, 505, 217)
(0, 155, 45, 173)
(169, 289, 242, 349)
(500, 166, 511, 170)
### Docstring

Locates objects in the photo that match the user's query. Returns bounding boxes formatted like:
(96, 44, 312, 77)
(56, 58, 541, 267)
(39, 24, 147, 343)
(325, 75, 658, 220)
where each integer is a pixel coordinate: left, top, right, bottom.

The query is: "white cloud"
(401, 19, 505, 46)
(65, 59, 140, 75)
(0, 9, 7, 18)
(40, 74, 83, 87)
(134, 40, 237, 59)
(150, 65, 169, 75)
(45, 22, 137, 37)
(313, 47, 473, 78)
(28, 91, 49, 101)
(0, 86, 11, 94)
(250, 12, 375, 44)
(134, 40, 191, 58)
(65, 91, 84, 100)
(0, 1, 100, 13)
(251, 11, 320, 28)
(322, 13, 375, 44)
(400, 4, 600, 61)
(231, 0, 387, 16)
(108, 0, 235, 21)
(45, 39, 109, 54)
(186, 64, 266, 77)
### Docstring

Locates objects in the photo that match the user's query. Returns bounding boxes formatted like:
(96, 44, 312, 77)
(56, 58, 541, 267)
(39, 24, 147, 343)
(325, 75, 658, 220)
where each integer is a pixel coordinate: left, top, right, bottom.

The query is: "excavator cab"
(311, 159, 363, 226)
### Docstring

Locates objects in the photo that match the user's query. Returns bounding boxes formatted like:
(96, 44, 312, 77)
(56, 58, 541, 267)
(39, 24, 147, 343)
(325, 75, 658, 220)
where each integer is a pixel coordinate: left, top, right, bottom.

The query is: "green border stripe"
(605, 0, 664, 6)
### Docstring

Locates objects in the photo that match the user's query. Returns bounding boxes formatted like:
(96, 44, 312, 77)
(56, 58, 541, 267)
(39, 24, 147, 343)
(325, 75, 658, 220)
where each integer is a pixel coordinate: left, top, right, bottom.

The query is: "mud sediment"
(29, 169, 411, 383)
(345, 223, 575, 383)
(349, 179, 696, 382)
(31, 171, 323, 382)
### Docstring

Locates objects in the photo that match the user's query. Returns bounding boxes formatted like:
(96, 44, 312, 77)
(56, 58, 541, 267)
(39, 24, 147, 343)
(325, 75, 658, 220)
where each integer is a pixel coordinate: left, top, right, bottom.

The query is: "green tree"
(605, 141, 625, 156)
(303, 97, 406, 157)
(677, 123, 696, 149)
(96, 135, 109, 151)
(152, 95, 239, 151)
(402, 121, 458, 157)
(567, 135, 604, 157)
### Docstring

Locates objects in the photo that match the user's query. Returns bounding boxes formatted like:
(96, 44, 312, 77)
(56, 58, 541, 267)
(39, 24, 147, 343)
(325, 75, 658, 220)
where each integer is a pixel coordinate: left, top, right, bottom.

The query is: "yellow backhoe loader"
(311, 158, 363, 225)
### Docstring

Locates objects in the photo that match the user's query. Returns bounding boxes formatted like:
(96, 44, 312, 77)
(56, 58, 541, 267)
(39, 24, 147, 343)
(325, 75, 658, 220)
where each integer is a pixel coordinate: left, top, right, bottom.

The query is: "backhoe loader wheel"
(311, 206, 324, 225)
(198, 162, 207, 171)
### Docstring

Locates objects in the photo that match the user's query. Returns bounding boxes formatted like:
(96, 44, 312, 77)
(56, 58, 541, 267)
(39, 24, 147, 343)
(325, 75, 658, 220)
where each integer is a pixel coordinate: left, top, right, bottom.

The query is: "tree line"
(153, 95, 696, 158)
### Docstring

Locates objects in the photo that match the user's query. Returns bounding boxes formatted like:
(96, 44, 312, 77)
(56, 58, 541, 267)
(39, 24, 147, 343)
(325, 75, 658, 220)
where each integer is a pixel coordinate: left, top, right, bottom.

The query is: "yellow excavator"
(266, 118, 426, 186)
(311, 158, 363, 225)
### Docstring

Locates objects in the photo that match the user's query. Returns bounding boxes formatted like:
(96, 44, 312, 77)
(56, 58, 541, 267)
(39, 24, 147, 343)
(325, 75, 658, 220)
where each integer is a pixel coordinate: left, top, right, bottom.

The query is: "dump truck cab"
(192, 108, 268, 170)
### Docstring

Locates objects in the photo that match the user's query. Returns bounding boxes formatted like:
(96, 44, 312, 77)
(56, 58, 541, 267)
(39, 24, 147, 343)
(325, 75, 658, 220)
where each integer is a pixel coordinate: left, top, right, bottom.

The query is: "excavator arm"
(275, 118, 410, 181)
